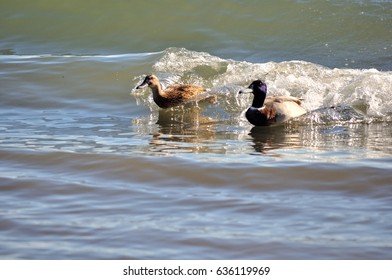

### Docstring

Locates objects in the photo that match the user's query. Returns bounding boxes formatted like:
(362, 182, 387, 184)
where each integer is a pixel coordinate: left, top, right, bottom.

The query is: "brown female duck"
(136, 74, 208, 109)
(240, 80, 306, 126)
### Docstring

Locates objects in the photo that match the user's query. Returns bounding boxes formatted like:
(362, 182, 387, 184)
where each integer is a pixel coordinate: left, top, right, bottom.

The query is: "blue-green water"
(1, 0, 392, 69)
(1, 0, 392, 259)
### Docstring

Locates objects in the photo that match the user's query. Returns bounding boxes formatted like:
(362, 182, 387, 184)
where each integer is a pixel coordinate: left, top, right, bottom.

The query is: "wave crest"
(132, 48, 392, 123)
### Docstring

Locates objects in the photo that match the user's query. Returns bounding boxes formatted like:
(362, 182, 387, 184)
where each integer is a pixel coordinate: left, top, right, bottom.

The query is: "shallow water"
(1, 0, 392, 259)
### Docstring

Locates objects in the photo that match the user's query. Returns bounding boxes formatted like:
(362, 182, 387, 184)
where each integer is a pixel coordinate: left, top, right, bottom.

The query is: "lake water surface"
(1, 0, 392, 259)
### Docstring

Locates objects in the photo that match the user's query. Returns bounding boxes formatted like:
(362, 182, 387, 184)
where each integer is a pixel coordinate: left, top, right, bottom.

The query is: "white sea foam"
(132, 48, 392, 123)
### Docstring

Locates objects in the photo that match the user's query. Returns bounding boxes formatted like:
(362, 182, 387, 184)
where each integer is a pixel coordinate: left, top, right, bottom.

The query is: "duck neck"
(251, 90, 266, 108)
(150, 83, 168, 108)
(151, 83, 167, 98)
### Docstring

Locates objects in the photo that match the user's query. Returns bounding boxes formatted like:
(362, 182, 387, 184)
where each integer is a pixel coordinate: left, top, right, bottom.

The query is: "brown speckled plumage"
(136, 75, 207, 109)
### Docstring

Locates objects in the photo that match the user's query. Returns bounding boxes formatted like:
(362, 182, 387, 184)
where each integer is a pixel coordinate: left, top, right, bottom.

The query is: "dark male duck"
(240, 80, 306, 126)
(136, 74, 210, 109)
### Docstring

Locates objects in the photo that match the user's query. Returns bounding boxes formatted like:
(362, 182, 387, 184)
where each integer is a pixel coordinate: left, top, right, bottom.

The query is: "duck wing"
(269, 95, 303, 105)
(165, 85, 206, 99)
(262, 96, 306, 122)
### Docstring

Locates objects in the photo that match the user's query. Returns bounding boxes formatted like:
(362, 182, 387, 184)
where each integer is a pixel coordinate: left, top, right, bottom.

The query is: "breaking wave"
(132, 48, 392, 124)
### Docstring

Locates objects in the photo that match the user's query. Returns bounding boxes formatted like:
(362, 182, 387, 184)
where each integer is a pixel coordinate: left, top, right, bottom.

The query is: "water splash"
(132, 48, 392, 124)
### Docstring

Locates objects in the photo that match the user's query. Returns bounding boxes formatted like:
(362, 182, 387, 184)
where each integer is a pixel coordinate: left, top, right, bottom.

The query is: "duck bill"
(135, 80, 148, 89)
(238, 88, 253, 94)
(136, 76, 151, 89)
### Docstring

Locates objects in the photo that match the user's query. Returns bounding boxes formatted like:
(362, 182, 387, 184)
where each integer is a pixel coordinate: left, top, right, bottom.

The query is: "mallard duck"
(136, 74, 209, 109)
(240, 80, 306, 126)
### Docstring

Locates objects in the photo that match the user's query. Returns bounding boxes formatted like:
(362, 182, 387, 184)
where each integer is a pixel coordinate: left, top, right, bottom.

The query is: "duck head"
(136, 74, 160, 89)
(247, 80, 267, 94)
(239, 80, 267, 108)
